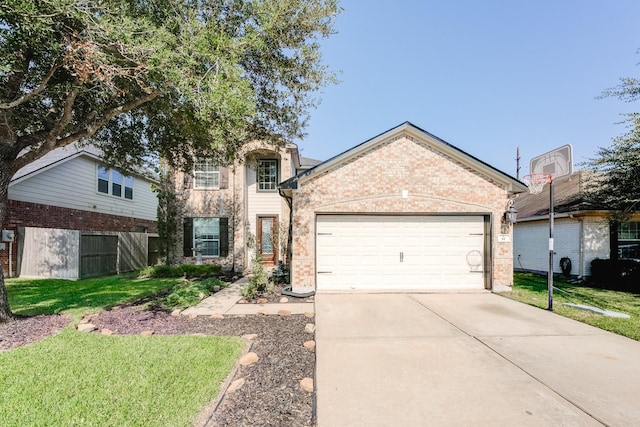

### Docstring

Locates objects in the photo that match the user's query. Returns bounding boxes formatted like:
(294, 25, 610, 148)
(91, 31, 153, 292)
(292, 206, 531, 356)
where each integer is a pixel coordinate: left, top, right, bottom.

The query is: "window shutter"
(219, 167, 229, 189)
(183, 217, 193, 257)
(219, 217, 229, 257)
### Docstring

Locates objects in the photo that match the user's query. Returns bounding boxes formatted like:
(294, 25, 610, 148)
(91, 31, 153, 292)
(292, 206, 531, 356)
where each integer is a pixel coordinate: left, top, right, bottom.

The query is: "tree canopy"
(583, 78, 640, 219)
(0, 0, 340, 321)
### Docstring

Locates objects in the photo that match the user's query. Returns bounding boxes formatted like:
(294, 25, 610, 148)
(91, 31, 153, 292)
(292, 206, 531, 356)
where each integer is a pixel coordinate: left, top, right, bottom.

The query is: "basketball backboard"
(529, 144, 573, 180)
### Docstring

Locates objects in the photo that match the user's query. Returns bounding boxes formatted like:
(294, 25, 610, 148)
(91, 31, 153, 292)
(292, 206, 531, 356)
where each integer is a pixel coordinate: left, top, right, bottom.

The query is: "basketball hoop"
(522, 173, 552, 195)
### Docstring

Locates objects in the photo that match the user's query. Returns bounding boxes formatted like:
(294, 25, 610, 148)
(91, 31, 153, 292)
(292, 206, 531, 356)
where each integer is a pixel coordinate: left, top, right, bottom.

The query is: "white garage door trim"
(316, 215, 488, 291)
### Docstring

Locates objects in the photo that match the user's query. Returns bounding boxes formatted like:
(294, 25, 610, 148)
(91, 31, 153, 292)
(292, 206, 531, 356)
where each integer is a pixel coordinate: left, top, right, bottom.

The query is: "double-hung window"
(618, 222, 640, 259)
(194, 159, 220, 189)
(193, 218, 220, 257)
(257, 159, 278, 191)
(98, 166, 134, 200)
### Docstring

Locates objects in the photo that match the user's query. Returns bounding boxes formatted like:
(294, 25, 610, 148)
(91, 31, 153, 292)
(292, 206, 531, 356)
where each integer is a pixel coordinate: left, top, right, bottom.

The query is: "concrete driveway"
(315, 292, 640, 426)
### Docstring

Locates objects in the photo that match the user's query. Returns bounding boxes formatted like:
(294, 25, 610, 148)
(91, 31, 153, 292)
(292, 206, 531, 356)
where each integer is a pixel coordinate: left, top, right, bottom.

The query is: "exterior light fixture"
(504, 202, 517, 225)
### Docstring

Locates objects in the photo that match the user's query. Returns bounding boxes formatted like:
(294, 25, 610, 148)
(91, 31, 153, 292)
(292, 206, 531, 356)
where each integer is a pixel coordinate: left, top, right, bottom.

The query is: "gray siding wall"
(9, 155, 157, 221)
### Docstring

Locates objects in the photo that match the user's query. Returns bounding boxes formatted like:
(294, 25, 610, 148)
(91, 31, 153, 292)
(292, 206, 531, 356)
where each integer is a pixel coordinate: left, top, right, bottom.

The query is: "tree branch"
(0, 63, 61, 110)
(12, 89, 161, 172)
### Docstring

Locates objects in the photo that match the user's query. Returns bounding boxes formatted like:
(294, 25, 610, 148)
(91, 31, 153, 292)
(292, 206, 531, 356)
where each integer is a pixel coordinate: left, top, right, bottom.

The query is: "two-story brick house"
(174, 141, 319, 272)
(176, 122, 526, 292)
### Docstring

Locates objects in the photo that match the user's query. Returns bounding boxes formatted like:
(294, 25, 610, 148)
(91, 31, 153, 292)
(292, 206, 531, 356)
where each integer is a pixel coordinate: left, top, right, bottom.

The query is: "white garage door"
(316, 215, 486, 290)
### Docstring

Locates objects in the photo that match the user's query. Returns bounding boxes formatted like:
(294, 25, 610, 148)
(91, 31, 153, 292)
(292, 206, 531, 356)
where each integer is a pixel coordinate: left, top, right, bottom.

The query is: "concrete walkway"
(315, 292, 640, 426)
(181, 277, 314, 316)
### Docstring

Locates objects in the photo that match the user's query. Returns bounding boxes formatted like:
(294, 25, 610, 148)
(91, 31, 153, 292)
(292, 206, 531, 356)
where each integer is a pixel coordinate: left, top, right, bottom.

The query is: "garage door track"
(315, 292, 640, 426)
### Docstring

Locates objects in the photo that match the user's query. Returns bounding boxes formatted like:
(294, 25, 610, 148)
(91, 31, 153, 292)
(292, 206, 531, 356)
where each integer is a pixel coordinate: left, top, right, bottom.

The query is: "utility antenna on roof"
(516, 146, 521, 180)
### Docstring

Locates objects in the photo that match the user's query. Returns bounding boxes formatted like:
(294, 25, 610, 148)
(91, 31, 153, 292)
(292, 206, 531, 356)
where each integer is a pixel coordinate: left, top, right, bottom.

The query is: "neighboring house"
(173, 141, 319, 272)
(513, 170, 640, 278)
(279, 122, 527, 293)
(1, 144, 159, 278)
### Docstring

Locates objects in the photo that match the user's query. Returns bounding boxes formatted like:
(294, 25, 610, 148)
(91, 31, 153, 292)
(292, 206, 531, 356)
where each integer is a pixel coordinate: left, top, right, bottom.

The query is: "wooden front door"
(257, 216, 277, 265)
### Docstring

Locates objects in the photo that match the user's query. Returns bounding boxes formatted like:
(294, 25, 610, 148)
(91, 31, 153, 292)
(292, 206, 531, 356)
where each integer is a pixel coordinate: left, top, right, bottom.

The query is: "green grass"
(502, 272, 640, 340)
(6, 273, 183, 320)
(0, 329, 245, 426)
(2, 273, 245, 426)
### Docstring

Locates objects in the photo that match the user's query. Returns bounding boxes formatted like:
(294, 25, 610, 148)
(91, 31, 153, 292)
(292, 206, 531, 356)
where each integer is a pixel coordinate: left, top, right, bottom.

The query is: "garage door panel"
(316, 215, 485, 290)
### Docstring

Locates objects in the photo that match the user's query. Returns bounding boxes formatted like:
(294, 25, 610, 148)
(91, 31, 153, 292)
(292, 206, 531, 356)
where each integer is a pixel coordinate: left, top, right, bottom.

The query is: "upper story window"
(618, 222, 640, 259)
(257, 159, 278, 191)
(194, 159, 220, 189)
(98, 166, 133, 200)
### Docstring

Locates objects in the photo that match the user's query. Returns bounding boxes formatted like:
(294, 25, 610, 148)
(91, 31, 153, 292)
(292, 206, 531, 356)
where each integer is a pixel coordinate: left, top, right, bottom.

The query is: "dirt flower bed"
(0, 306, 316, 426)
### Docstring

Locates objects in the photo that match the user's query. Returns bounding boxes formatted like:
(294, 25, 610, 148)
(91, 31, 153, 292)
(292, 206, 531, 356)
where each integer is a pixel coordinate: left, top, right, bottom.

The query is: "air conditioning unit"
(2, 230, 15, 242)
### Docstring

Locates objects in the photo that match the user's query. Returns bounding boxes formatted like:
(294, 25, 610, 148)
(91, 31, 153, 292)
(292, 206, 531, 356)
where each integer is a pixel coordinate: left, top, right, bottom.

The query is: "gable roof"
(280, 121, 527, 193)
(11, 144, 157, 185)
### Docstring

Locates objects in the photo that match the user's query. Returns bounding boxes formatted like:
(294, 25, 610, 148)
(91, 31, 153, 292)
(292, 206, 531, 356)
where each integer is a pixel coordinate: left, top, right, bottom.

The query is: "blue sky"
(294, 0, 640, 178)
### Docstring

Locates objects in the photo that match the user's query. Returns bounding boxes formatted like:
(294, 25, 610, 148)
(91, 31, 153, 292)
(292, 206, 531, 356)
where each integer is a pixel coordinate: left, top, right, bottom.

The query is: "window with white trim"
(257, 159, 278, 191)
(193, 217, 220, 257)
(194, 159, 220, 189)
(618, 222, 640, 259)
(97, 166, 134, 200)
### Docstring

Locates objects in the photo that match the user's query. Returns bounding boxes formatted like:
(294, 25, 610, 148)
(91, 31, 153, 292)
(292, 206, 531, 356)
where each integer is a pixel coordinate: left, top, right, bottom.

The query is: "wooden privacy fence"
(17, 227, 153, 279)
(80, 234, 118, 278)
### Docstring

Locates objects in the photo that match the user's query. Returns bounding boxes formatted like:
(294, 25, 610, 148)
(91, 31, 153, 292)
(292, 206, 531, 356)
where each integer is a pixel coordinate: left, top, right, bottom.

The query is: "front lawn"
(2, 272, 245, 426)
(0, 329, 244, 426)
(502, 272, 640, 340)
(6, 273, 182, 320)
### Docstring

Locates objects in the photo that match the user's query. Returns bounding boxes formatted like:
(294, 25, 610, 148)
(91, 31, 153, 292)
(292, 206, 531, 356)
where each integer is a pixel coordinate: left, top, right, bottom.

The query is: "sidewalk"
(181, 277, 314, 317)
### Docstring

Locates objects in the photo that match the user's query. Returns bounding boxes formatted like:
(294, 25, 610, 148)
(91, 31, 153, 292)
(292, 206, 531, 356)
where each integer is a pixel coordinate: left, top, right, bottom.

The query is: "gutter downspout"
(232, 165, 236, 273)
(278, 188, 293, 266)
(277, 187, 315, 298)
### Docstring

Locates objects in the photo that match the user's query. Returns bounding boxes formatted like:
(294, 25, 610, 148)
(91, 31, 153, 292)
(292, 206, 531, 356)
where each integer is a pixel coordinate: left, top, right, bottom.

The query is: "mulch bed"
(0, 314, 72, 351)
(0, 305, 316, 426)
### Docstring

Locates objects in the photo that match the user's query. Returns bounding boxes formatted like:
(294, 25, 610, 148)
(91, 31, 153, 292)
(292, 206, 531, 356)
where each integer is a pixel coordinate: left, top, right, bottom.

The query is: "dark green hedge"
(590, 259, 640, 292)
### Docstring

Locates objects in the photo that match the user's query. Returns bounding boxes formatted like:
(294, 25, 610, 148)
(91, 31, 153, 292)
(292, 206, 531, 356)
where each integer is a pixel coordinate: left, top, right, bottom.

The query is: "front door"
(257, 215, 277, 265)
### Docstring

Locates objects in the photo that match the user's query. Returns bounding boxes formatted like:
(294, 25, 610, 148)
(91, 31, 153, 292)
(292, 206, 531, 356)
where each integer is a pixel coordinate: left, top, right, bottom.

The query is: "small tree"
(155, 168, 180, 265)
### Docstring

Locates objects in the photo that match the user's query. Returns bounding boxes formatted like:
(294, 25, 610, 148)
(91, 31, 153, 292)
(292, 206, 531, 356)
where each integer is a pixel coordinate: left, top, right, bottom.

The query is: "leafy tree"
(0, 0, 339, 322)
(582, 71, 640, 260)
(584, 83, 640, 217)
(583, 115, 640, 212)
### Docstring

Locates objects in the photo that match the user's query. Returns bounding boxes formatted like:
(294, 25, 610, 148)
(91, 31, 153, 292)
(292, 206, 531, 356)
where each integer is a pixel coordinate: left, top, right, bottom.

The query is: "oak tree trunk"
(0, 159, 13, 322)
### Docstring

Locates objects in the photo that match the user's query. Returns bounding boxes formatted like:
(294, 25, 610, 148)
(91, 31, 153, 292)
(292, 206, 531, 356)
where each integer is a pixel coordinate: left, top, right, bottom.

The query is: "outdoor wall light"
(504, 202, 517, 225)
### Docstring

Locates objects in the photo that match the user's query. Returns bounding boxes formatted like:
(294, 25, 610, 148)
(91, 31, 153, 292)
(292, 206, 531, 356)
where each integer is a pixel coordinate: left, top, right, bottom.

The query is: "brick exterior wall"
(171, 141, 294, 272)
(1, 199, 157, 274)
(289, 133, 515, 291)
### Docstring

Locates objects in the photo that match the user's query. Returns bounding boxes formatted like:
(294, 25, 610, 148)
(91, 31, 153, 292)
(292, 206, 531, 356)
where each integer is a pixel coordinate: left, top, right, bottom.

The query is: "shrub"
(242, 254, 270, 299)
(139, 265, 181, 278)
(161, 277, 227, 310)
(178, 263, 222, 278)
(589, 258, 640, 292)
(139, 264, 222, 279)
